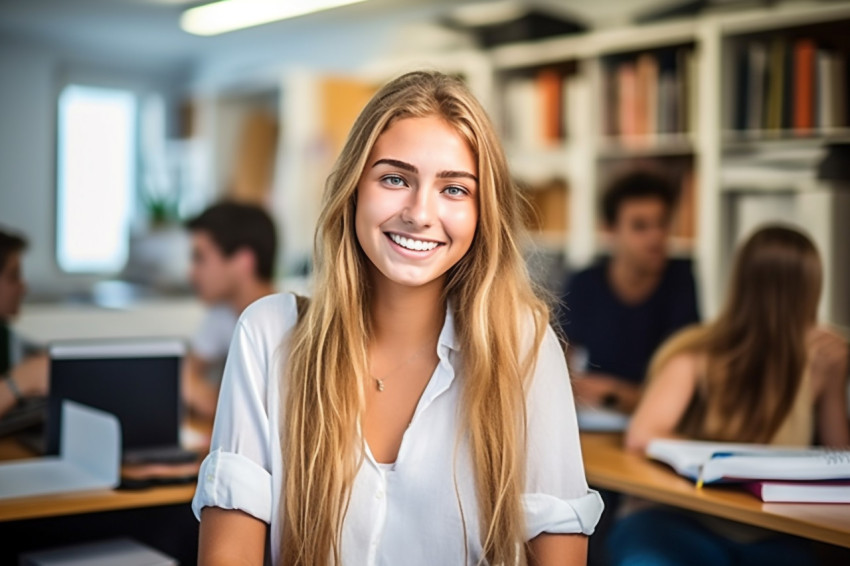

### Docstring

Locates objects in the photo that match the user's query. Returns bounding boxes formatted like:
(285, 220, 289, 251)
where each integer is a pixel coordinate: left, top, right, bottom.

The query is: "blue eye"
(382, 175, 406, 187)
(443, 186, 467, 197)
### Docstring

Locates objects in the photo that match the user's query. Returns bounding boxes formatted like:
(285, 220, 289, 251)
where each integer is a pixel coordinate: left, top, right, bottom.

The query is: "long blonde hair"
(280, 71, 549, 565)
(648, 225, 822, 442)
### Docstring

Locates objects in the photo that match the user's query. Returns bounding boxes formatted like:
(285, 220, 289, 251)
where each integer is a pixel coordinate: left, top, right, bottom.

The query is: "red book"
(745, 480, 850, 503)
(537, 69, 563, 145)
(793, 38, 816, 132)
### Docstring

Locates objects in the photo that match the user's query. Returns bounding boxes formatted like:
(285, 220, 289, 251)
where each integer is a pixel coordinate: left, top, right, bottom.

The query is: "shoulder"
(563, 263, 606, 306)
(569, 262, 605, 288)
(650, 324, 707, 379)
(203, 305, 239, 328)
(235, 292, 300, 351)
(807, 325, 849, 395)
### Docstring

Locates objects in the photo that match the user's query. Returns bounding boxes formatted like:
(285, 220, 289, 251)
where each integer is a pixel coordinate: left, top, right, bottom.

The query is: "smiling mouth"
(385, 232, 445, 252)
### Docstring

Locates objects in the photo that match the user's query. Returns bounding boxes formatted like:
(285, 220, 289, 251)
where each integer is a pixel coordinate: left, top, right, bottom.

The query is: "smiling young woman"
(192, 71, 603, 566)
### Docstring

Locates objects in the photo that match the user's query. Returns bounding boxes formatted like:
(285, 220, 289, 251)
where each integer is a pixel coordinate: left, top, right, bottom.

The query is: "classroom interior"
(1, 0, 849, 564)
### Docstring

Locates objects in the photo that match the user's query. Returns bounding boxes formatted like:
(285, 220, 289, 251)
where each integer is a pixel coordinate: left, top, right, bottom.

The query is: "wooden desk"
(0, 419, 210, 523)
(581, 432, 850, 549)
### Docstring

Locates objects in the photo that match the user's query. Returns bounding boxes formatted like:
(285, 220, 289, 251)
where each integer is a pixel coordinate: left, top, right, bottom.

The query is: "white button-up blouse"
(192, 293, 603, 565)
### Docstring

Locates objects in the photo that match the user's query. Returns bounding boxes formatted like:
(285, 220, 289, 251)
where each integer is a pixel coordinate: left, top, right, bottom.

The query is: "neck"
(368, 274, 446, 350)
(229, 279, 275, 314)
(608, 254, 663, 303)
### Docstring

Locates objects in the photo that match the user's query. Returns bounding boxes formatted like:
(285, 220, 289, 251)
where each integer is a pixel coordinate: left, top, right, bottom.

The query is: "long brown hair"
(280, 71, 549, 565)
(649, 225, 822, 442)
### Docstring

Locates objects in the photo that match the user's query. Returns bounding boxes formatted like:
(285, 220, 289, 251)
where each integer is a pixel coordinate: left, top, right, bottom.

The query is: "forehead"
(367, 116, 477, 173)
(617, 197, 670, 217)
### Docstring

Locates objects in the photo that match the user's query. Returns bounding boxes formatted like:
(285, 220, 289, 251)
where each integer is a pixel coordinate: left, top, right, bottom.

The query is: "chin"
(372, 261, 445, 289)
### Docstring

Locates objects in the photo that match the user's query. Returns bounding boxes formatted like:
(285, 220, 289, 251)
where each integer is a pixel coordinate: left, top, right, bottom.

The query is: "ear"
(231, 247, 256, 277)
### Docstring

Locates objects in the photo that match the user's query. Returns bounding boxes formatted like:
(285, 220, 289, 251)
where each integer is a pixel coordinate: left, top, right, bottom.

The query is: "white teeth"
(389, 233, 439, 251)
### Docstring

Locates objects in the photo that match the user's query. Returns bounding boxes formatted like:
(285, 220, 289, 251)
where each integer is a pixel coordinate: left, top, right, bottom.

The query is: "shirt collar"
(437, 298, 459, 355)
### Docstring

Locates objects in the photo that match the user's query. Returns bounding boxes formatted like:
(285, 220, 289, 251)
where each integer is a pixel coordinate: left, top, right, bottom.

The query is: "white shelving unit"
(190, 1, 850, 329)
(359, 1, 850, 326)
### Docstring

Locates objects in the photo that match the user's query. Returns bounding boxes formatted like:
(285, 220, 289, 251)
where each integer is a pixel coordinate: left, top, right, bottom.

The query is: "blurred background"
(1, 0, 849, 339)
(1, 2, 850, 564)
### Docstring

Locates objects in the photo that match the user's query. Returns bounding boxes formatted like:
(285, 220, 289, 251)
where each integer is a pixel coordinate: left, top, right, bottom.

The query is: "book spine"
(793, 38, 816, 133)
(619, 62, 638, 139)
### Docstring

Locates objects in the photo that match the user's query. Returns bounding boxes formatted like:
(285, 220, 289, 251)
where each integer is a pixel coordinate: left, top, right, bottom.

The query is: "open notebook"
(647, 439, 850, 486)
(0, 400, 120, 499)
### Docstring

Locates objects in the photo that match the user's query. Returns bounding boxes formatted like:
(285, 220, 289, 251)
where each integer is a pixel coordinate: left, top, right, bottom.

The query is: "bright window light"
(181, 0, 368, 36)
(57, 85, 137, 273)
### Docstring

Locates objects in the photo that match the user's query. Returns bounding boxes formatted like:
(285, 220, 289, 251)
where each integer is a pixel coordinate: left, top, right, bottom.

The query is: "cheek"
(356, 184, 402, 234)
(443, 204, 478, 247)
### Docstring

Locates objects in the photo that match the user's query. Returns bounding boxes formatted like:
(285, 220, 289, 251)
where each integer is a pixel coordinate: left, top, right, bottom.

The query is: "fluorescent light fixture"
(181, 0, 368, 36)
(448, 1, 526, 27)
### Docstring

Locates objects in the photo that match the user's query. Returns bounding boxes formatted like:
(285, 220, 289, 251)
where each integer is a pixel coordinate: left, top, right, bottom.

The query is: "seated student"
(613, 225, 849, 566)
(558, 170, 699, 413)
(182, 202, 277, 418)
(0, 229, 48, 418)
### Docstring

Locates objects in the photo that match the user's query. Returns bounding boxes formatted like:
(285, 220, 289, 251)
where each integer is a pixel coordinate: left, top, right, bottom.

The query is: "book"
(537, 68, 563, 144)
(618, 61, 638, 139)
(745, 480, 850, 503)
(646, 439, 850, 486)
(747, 42, 767, 132)
(766, 37, 787, 131)
(576, 405, 629, 432)
(793, 38, 816, 132)
(636, 53, 658, 137)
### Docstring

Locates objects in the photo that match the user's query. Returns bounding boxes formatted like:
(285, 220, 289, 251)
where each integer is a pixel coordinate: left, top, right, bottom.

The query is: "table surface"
(580, 432, 850, 549)
(0, 419, 210, 522)
(2, 427, 849, 548)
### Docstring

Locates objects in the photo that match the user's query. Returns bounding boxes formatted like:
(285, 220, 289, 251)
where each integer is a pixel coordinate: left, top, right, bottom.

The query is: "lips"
(384, 232, 445, 253)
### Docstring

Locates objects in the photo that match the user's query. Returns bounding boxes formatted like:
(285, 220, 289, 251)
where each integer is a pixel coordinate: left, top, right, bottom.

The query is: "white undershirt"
(192, 292, 603, 565)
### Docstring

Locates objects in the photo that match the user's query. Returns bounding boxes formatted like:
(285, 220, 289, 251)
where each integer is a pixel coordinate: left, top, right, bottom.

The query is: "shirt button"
(375, 489, 384, 500)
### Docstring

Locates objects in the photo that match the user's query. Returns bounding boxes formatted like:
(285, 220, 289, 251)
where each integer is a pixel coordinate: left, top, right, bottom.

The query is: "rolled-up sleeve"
(192, 313, 274, 523)
(523, 325, 604, 539)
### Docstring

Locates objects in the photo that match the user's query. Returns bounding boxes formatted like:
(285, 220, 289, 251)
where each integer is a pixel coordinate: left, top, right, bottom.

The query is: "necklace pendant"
(376, 378, 385, 392)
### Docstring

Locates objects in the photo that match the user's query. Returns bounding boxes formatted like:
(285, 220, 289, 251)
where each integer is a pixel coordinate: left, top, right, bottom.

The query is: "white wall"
(0, 37, 187, 297)
(0, 40, 66, 296)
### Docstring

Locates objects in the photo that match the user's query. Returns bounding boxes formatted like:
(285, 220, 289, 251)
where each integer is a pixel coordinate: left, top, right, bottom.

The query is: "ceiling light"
(181, 0, 368, 36)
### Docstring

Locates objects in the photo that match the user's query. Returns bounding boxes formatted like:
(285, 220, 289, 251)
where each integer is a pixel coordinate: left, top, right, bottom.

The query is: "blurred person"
(557, 170, 699, 413)
(0, 229, 48, 418)
(194, 71, 601, 566)
(183, 202, 277, 418)
(614, 225, 849, 566)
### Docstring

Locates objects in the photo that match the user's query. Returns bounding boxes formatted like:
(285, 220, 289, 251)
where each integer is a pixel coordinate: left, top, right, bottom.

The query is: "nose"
(401, 185, 436, 228)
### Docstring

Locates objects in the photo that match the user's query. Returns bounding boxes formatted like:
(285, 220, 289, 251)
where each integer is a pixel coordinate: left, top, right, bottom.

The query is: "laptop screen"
(46, 339, 185, 455)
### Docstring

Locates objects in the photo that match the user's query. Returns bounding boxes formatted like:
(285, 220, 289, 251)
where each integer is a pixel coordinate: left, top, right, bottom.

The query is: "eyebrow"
(372, 158, 478, 184)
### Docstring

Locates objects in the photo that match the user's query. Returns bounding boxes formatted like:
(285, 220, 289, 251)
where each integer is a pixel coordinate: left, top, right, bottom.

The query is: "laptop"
(45, 338, 196, 464)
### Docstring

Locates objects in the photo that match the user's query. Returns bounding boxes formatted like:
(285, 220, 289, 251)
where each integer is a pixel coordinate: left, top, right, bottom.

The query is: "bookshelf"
(713, 6, 850, 331)
(353, 1, 850, 328)
(189, 2, 850, 329)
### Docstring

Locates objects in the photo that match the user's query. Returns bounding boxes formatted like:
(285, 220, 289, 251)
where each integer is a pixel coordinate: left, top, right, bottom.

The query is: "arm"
(809, 327, 850, 447)
(0, 354, 49, 417)
(523, 327, 603, 551)
(527, 532, 587, 566)
(182, 352, 220, 419)
(570, 371, 642, 413)
(192, 299, 288, 564)
(625, 352, 699, 453)
(199, 508, 267, 566)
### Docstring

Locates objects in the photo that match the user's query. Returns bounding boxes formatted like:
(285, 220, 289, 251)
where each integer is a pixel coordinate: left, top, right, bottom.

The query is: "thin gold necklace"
(370, 341, 436, 392)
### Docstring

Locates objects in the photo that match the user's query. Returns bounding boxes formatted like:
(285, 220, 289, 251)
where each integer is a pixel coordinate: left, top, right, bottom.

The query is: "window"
(56, 84, 137, 273)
